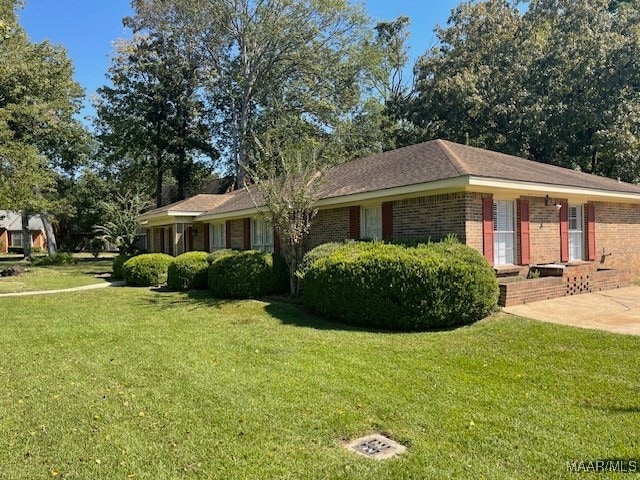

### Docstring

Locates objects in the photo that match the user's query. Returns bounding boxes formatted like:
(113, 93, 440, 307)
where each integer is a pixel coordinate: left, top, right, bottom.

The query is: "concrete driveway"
(503, 286, 640, 336)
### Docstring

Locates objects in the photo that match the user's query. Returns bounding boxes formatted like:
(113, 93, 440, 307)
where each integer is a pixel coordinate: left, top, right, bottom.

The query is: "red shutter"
(519, 199, 531, 265)
(243, 218, 251, 250)
(587, 203, 596, 261)
(382, 202, 393, 239)
(482, 197, 494, 266)
(225, 221, 232, 249)
(274, 228, 281, 255)
(348, 206, 360, 240)
(559, 202, 569, 262)
(203, 225, 210, 253)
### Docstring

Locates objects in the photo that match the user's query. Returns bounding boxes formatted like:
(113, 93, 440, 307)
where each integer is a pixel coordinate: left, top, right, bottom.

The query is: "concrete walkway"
(504, 286, 640, 336)
(0, 280, 125, 298)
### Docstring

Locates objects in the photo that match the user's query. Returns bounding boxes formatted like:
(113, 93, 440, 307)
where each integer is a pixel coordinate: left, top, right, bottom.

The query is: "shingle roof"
(141, 194, 233, 217)
(0, 211, 44, 231)
(200, 139, 640, 217)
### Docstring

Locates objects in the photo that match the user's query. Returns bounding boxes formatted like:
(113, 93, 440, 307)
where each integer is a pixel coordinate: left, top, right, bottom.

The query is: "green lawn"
(0, 287, 639, 479)
(0, 257, 114, 293)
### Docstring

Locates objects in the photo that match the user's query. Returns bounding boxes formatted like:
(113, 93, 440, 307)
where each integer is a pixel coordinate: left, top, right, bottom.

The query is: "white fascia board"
(467, 177, 640, 203)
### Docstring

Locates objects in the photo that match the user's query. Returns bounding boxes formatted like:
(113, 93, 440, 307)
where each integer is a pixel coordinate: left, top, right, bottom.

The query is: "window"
(568, 205, 584, 261)
(361, 206, 382, 240)
(251, 219, 274, 252)
(493, 201, 515, 265)
(10, 232, 23, 248)
(211, 223, 226, 251)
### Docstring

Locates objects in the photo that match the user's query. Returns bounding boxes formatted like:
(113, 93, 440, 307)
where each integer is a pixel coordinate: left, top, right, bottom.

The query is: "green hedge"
(297, 242, 345, 279)
(122, 253, 174, 287)
(167, 251, 210, 291)
(208, 250, 288, 298)
(112, 254, 136, 279)
(206, 249, 234, 265)
(303, 241, 498, 331)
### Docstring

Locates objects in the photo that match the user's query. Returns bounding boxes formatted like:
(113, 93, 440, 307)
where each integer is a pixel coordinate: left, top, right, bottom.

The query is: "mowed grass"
(0, 257, 114, 293)
(1, 287, 639, 479)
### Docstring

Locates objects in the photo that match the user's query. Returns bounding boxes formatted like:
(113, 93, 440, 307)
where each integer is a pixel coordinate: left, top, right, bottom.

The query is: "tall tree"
(129, 0, 376, 187)
(0, 0, 87, 257)
(410, 0, 640, 181)
(95, 30, 216, 208)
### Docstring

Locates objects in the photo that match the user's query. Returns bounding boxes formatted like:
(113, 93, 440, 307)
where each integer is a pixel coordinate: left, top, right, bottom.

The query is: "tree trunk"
(40, 213, 58, 256)
(21, 211, 32, 260)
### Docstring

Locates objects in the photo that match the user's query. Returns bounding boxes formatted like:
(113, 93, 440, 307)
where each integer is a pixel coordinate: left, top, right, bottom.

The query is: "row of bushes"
(115, 249, 288, 298)
(115, 239, 498, 331)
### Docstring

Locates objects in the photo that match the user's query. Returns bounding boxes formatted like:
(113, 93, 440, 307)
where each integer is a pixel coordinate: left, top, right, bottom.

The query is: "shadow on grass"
(582, 403, 640, 414)
(139, 288, 245, 311)
(139, 287, 474, 334)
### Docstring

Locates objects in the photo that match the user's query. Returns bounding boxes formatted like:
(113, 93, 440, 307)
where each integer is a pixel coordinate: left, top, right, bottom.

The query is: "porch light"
(555, 202, 563, 211)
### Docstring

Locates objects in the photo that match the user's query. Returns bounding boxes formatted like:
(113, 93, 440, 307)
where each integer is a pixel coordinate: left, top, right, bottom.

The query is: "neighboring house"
(139, 140, 640, 304)
(0, 211, 47, 254)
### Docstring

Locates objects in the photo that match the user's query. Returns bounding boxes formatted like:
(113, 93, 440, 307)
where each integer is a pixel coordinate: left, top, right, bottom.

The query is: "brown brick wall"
(307, 207, 350, 250)
(499, 263, 631, 306)
(527, 196, 563, 265)
(465, 192, 485, 254)
(593, 201, 640, 271)
(392, 192, 468, 242)
(0, 229, 7, 253)
(229, 219, 245, 249)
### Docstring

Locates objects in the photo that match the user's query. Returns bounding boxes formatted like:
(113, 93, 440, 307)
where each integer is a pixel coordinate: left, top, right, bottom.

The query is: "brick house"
(0, 211, 47, 254)
(139, 140, 640, 304)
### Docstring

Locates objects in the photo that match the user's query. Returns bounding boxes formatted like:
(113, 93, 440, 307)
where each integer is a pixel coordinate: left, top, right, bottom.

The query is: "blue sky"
(17, 0, 462, 122)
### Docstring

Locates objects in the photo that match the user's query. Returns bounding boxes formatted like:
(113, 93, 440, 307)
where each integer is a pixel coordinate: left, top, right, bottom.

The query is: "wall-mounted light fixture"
(545, 195, 563, 210)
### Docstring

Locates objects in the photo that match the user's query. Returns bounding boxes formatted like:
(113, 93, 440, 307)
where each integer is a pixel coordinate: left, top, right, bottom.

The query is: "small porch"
(498, 261, 632, 307)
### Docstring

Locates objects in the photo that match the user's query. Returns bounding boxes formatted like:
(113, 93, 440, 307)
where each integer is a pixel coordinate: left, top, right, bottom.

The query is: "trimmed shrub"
(122, 253, 174, 287)
(32, 252, 76, 266)
(297, 242, 345, 279)
(112, 254, 136, 279)
(208, 250, 288, 298)
(206, 249, 234, 265)
(167, 251, 210, 291)
(303, 241, 498, 331)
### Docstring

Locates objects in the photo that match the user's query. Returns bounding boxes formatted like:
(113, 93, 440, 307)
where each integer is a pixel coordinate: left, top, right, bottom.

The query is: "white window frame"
(210, 223, 226, 251)
(10, 232, 23, 248)
(361, 205, 382, 240)
(493, 200, 516, 266)
(568, 205, 584, 261)
(251, 218, 274, 253)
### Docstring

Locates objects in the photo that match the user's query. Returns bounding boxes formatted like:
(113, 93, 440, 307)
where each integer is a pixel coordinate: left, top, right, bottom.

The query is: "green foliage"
(297, 242, 345, 279)
(208, 250, 288, 299)
(32, 252, 76, 266)
(122, 253, 174, 287)
(167, 251, 209, 291)
(94, 190, 152, 255)
(304, 241, 498, 331)
(89, 237, 104, 258)
(206, 249, 234, 265)
(112, 253, 136, 280)
(410, 0, 640, 181)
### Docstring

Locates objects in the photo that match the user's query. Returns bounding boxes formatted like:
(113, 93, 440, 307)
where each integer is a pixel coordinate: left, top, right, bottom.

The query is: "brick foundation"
(499, 263, 631, 307)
